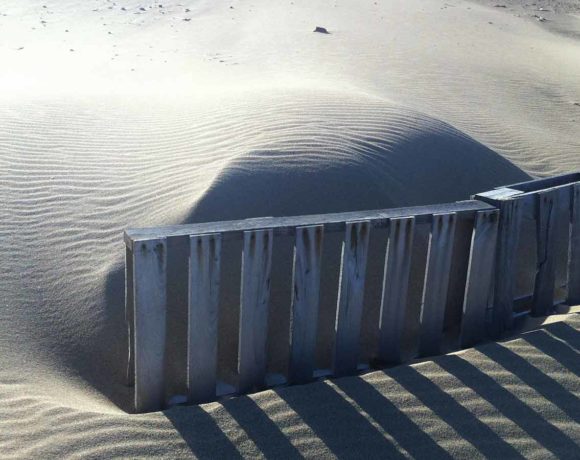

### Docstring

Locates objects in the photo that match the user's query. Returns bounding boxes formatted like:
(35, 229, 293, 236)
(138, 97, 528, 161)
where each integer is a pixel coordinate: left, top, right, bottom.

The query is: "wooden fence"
(124, 172, 579, 413)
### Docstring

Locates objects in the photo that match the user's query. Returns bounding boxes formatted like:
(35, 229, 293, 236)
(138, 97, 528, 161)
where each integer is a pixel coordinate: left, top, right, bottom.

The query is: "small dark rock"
(313, 26, 330, 34)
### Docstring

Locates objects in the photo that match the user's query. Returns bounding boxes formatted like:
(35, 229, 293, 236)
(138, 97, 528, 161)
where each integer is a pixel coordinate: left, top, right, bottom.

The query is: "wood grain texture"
(126, 200, 493, 245)
(133, 238, 167, 413)
(238, 229, 273, 394)
(377, 217, 415, 364)
(187, 233, 222, 404)
(289, 225, 324, 384)
(125, 245, 135, 387)
(333, 221, 371, 377)
(532, 189, 559, 316)
(490, 198, 522, 337)
(418, 213, 457, 357)
(460, 209, 499, 348)
(568, 183, 580, 305)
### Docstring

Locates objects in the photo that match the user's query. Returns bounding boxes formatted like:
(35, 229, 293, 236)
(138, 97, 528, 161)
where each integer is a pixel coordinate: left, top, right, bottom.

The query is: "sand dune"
(1, 0, 579, 457)
(1, 314, 578, 458)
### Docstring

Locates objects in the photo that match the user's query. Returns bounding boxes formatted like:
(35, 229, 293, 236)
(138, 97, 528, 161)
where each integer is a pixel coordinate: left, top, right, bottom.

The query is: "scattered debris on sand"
(314, 26, 330, 34)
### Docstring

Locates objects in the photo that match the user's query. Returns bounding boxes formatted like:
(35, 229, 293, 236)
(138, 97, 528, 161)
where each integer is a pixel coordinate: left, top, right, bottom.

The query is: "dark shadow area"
(99, 120, 530, 413)
(479, 342, 580, 423)
(522, 329, 580, 377)
(221, 396, 302, 459)
(276, 381, 405, 458)
(164, 405, 242, 459)
(389, 365, 524, 458)
(437, 354, 579, 458)
(543, 321, 580, 352)
(334, 378, 453, 459)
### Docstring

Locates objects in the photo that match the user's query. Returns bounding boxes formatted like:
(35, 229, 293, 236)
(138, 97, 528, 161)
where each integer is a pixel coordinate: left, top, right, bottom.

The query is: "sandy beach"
(1, 0, 579, 457)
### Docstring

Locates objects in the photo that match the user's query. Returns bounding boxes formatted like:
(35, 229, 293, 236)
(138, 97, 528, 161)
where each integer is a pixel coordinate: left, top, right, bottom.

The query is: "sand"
(1, 0, 579, 457)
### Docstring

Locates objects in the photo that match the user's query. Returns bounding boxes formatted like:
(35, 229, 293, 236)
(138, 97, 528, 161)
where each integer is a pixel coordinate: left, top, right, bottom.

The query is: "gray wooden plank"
(289, 225, 324, 384)
(459, 209, 499, 348)
(133, 238, 167, 413)
(377, 217, 415, 364)
(568, 183, 580, 305)
(505, 172, 580, 193)
(418, 213, 457, 357)
(490, 198, 523, 337)
(126, 245, 135, 386)
(187, 233, 222, 404)
(532, 188, 560, 316)
(333, 221, 371, 377)
(238, 229, 274, 394)
(125, 200, 494, 245)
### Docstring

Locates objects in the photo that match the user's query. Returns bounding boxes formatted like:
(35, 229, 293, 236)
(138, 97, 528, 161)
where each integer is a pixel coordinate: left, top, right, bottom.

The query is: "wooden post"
(187, 233, 222, 404)
(418, 213, 457, 357)
(133, 238, 167, 413)
(568, 184, 580, 305)
(377, 217, 415, 364)
(126, 245, 135, 387)
(532, 189, 559, 316)
(490, 198, 522, 337)
(333, 221, 370, 377)
(238, 229, 273, 394)
(460, 210, 499, 348)
(289, 225, 324, 384)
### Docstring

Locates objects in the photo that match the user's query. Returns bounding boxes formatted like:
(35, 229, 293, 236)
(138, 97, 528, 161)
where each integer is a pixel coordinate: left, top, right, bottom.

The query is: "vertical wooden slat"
(333, 221, 371, 377)
(238, 229, 274, 394)
(289, 225, 324, 384)
(532, 189, 559, 316)
(568, 183, 580, 305)
(460, 209, 499, 348)
(187, 233, 222, 404)
(418, 213, 457, 357)
(133, 238, 167, 413)
(377, 217, 415, 364)
(490, 198, 523, 337)
(126, 245, 135, 386)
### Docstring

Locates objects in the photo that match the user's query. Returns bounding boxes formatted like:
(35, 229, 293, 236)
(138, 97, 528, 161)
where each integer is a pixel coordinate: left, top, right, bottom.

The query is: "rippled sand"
(0, 0, 579, 457)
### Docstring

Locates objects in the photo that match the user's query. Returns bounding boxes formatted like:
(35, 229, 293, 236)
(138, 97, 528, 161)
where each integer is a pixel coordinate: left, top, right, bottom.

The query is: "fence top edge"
(498, 172, 580, 193)
(124, 200, 494, 246)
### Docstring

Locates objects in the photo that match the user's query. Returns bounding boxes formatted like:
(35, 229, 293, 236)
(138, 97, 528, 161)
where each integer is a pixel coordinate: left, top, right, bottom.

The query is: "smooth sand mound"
(1, 0, 579, 456)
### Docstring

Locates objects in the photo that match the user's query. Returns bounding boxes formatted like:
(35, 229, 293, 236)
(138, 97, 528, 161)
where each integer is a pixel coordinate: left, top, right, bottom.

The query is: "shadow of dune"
(437, 354, 579, 458)
(98, 114, 531, 413)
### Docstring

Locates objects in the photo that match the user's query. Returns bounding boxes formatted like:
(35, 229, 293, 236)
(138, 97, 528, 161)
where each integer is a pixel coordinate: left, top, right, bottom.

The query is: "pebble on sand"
(314, 26, 330, 34)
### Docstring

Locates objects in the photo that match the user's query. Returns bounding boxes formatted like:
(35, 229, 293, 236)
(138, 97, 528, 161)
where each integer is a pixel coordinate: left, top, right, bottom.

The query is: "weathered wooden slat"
(187, 233, 222, 404)
(490, 198, 523, 337)
(531, 189, 560, 316)
(125, 200, 494, 245)
(126, 245, 135, 386)
(133, 238, 167, 413)
(377, 217, 415, 364)
(333, 221, 371, 377)
(289, 225, 324, 384)
(459, 209, 499, 348)
(418, 213, 457, 357)
(568, 183, 580, 305)
(238, 229, 274, 394)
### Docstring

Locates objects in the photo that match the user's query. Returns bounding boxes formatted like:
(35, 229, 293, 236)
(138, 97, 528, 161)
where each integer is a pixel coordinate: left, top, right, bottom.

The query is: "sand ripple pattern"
(0, 316, 578, 458)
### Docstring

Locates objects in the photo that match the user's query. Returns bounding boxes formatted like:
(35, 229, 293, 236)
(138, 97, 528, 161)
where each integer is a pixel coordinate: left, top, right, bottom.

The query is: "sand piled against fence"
(1, 0, 579, 457)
